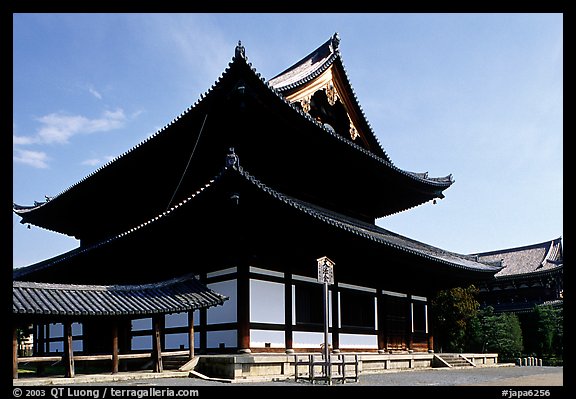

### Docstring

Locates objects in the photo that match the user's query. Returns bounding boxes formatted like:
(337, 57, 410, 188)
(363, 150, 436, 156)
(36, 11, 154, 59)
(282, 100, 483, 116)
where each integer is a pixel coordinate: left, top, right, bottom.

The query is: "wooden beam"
(13, 327, 18, 379)
(63, 321, 75, 378)
(112, 324, 119, 374)
(188, 311, 195, 359)
(152, 316, 163, 373)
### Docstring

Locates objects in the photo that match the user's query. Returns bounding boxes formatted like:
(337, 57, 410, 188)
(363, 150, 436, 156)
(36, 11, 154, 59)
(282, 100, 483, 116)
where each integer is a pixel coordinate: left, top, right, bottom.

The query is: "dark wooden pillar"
(284, 272, 293, 352)
(188, 311, 195, 359)
(237, 265, 250, 353)
(13, 326, 18, 379)
(426, 302, 434, 352)
(199, 308, 207, 353)
(331, 285, 340, 351)
(152, 316, 163, 373)
(199, 272, 207, 354)
(377, 291, 386, 352)
(119, 319, 130, 372)
(63, 321, 75, 378)
(36, 324, 45, 375)
(406, 295, 414, 351)
(112, 323, 119, 374)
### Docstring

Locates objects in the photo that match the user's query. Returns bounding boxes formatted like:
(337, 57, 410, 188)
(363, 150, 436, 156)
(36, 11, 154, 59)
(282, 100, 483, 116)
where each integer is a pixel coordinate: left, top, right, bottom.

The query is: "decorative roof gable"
(269, 33, 390, 160)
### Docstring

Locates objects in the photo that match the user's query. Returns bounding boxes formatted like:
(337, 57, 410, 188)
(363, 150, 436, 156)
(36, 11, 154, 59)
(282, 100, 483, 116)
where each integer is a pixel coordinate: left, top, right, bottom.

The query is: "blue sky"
(12, 13, 563, 269)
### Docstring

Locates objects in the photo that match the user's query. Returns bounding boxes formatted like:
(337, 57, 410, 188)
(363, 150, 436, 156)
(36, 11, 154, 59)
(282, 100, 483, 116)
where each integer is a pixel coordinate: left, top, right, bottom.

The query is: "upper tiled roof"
(471, 237, 563, 278)
(13, 274, 227, 317)
(14, 35, 456, 238)
(268, 34, 339, 90)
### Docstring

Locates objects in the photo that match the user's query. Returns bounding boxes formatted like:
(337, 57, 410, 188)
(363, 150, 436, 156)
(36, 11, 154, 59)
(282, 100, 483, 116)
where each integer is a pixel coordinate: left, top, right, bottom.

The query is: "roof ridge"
(471, 237, 562, 257)
(13, 272, 201, 291)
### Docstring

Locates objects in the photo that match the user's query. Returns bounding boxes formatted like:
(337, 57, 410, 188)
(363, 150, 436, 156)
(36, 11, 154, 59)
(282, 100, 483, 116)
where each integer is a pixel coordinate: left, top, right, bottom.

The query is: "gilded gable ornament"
(348, 115, 359, 141)
(300, 96, 311, 113)
(325, 82, 338, 106)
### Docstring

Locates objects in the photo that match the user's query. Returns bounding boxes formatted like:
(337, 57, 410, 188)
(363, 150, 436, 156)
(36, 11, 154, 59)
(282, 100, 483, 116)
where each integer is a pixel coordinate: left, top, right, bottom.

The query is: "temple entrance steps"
(162, 355, 191, 370)
(433, 353, 476, 368)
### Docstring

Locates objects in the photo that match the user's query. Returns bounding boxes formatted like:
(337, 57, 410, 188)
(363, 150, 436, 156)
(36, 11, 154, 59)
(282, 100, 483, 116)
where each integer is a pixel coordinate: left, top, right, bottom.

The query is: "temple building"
(13, 34, 503, 378)
(473, 237, 563, 314)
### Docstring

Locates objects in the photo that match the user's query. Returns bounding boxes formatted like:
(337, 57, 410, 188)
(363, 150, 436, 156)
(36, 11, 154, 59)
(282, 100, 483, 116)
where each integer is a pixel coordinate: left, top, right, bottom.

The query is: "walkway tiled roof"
(471, 237, 562, 278)
(13, 274, 227, 317)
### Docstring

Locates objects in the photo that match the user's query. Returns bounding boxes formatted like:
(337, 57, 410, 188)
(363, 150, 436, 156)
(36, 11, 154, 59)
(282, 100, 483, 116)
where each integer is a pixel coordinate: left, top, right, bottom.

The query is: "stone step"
(436, 355, 474, 367)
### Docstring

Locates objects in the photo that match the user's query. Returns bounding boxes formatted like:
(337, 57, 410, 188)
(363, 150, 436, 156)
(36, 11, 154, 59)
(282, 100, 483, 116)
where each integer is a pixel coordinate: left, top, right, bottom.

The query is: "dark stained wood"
(188, 311, 195, 359)
(377, 292, 386, 351)
(237, 265, 250, 351)
(284, 272, 293, 351)
(112, 324, 119, 374)
(152, 316, 163, 373)
(331, 285, 340, 351)
(406, 295, 414, 351)
(63, 321, 75, 378)
(13, 327, 18, 379)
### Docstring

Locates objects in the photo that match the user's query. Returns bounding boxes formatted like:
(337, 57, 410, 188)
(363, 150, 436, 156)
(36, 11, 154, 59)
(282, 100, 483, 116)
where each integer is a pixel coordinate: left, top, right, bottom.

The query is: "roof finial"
(331, 32, 340, 50)
(226, 147, 240, 169)
(235, 40, 246, 60)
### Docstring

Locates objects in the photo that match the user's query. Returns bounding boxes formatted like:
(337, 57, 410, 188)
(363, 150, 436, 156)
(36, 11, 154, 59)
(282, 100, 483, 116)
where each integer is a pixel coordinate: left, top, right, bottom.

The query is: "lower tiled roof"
(13, 274, 227, 317)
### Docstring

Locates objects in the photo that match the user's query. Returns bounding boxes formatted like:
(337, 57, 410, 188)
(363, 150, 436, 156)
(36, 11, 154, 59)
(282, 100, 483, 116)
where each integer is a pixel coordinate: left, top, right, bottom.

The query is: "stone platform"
(195, 352, 500, 380)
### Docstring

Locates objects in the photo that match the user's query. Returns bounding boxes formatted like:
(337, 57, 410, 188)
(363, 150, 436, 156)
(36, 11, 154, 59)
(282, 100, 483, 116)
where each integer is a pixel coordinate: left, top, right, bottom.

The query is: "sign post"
(317, 256, 335, 385)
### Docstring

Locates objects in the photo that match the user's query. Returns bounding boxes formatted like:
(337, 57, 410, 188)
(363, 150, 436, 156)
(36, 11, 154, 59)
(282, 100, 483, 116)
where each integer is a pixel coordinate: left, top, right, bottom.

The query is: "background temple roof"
(471, 237, 563, 278)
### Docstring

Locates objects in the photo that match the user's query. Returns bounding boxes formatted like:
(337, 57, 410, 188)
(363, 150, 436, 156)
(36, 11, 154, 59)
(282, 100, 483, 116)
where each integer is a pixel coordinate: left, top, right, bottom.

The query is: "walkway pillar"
(188, 311, 195, 359)
(13, 326, 18, 379)
(112, 323, 119, 374)
(63, 321, 75, 378)
(152, 315, 163, 373)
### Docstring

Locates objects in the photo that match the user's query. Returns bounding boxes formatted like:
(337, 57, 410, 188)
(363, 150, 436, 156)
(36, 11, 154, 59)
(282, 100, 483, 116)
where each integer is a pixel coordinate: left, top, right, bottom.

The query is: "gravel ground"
(77, 366, 562, 387)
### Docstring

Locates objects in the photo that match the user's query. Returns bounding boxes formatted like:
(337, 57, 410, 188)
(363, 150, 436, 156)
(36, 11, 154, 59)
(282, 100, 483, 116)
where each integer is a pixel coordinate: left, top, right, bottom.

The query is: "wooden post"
(237, 265, 250, 353)
(36, 324, 45, 375)
(284, 272, 294, 353)
(331, 284, 340, 351)
(112, 323, 119, 374)
(152, 316, 163, 373)
(188, 311, 195, 359)
(426, 302, 434, 352)
(13, 326, 18, 379)
(406, 294, 414, 351)
(377, 291, 386, 351)
(64, 321, 75, 378)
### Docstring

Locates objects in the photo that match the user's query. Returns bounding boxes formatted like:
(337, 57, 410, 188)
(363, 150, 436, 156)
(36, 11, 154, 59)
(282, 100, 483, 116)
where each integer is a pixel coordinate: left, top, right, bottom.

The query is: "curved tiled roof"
(471, 237, 563, 278)
(14, 36, 453, 236)
(13, 155, 499, 281)
(13, 273, 227, 317)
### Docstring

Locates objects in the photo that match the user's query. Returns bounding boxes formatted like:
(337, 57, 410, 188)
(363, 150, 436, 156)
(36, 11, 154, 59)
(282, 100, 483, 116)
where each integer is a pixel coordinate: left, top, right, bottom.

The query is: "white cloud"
(15, 108, 127, 145)
(13, 135, 35, 145)
(13, 149, 50, 169)
(88, 85, 103, 100)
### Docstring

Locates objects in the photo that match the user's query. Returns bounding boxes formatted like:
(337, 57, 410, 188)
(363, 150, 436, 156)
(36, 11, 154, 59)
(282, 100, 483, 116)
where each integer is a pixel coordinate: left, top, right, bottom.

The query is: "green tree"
(533, 304, 563, 358)
(467, 306, 523, 360)
(430, 285, 480, 352)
